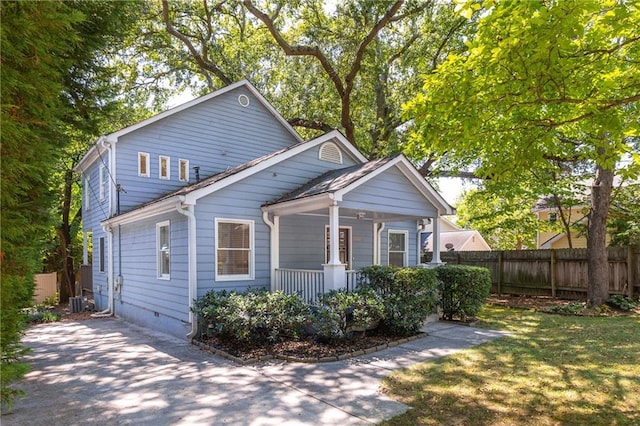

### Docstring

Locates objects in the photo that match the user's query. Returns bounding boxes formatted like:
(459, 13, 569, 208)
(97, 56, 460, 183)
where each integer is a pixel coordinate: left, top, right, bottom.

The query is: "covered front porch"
(261, 155, 453, 304)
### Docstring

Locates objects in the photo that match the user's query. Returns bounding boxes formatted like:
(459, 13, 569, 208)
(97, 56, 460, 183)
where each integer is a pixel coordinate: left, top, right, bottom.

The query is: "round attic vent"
(238, 94, 250, 107)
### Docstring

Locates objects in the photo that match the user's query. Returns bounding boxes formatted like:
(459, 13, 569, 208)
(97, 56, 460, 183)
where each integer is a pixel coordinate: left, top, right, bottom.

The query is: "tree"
(1, 1, 84, 408)
(456, 186, 539, 250)
(608, 182, 640, 246)
(149, 0, 471, 158)
(1, 0, 146, 407)
(405, 1, 640, 306)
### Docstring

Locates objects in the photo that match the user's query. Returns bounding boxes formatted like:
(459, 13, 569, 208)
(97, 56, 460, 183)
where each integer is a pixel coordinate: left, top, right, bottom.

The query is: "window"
(157, 221, 170, 279)
(179, 159, 189, 182)
(159, 155, 170, 180)
(138, 152, 150, 177)
(388, 230, 408, 267)
(215, 219, 254, 280)
(549, 212, 558, 222)
(99, 236, 105, 272)
(84, 177, 90, 211)
(99, 165, 107, 201)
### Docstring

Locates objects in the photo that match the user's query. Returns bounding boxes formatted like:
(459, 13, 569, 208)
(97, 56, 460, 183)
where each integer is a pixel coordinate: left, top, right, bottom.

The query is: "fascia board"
(75, 137, 109, 173)
(101, 196, 180, 227)
(261, 194, 334, 216)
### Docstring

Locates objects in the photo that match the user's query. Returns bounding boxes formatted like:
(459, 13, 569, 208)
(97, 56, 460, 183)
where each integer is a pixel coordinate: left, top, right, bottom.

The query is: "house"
(532, 196, 610, 249)
(421, 217, 491, 252)
(75, 80, 454, 339)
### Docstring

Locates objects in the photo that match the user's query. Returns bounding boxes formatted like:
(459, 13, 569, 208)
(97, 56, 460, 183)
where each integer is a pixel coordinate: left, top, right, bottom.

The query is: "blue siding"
(194, 147, 359, 296)
(279, 215, 373, 270)
(114, 87, 300, 213)
(341, 167, 438, 217)
(113, 212, 190, 338)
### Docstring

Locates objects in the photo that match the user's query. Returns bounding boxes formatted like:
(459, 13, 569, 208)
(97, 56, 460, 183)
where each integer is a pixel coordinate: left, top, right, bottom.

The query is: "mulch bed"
(193, 330, 424, 364)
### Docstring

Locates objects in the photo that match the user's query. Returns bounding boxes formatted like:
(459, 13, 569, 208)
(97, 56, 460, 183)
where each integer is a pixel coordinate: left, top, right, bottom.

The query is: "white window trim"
(138, 152, 150, 177)
(159, 155, 170, 180)
(99, 165, 107, 201)
(388, 229, 408, 267)
(215, 218, 255, 281)
(179, 158, 189, 182)
(157, 220, 170, 280)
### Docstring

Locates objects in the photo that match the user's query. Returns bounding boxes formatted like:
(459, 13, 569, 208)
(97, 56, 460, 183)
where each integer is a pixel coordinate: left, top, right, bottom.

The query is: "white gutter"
(374, 222, 385, 264)
(92, 225, 114, 317)
(176, 198, 198, 339)
(262, 212, 279, 290)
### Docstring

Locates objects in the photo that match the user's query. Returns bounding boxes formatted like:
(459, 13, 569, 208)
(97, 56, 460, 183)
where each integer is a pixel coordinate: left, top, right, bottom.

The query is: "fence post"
(550, 249, 556, 298)
(628, 245, 634, 298)
(497, 251, 503, 296)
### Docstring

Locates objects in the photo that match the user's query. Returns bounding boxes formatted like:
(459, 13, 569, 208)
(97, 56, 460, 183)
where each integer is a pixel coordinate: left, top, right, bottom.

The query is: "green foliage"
(606, 295, 639, 312)
(547, 302, 587, 315)
(314, 287, 385, 342)
(192, 289, 311, 344)
(608, 183, 640, 247)
(456, 186, 539, 250)
(23, 303, 62, 324)
(360, 266, 439, 335)
(436, 265, 491, 321)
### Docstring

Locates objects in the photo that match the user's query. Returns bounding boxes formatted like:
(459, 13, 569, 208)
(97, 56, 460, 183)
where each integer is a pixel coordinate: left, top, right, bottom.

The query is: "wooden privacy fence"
(34, 272, 57, 304)
(426, 246, 639, 299)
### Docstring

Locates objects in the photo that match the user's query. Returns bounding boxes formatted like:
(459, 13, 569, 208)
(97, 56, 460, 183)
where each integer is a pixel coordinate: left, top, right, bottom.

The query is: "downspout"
(374, 222, 385, 264)
(262, 211, 279, 291)
(176, 199, 198, 339)
(92, 224, 114, 317)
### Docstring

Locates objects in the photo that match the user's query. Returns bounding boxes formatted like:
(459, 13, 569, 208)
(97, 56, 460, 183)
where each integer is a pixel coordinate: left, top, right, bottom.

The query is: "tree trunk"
(58, 169, 75, 304)
(587, 164, 614, 307)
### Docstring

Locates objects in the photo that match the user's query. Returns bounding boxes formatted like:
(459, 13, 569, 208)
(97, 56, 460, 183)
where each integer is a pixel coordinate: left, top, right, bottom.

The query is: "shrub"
(192, 289, 311, 344)
(23, 304, 62, 324)
(436, 265, 491, 321)
(606, 295, 639, 312)
(360, 266, 439, 336)
(314, 287, 385, 342)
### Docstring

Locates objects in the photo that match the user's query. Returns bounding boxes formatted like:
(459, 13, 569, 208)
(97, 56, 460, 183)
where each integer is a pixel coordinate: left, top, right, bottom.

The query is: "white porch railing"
(275, 268, 364, 304)
(275, 268, 325, 305)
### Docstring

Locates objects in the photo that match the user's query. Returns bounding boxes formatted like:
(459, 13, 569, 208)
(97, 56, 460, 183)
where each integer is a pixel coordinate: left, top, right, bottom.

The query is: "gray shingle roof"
(264, 155, 399, 206)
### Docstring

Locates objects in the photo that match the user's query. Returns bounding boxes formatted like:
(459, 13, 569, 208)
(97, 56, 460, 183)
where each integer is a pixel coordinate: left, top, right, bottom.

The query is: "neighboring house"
(532, 197, 608, 249)
(75, 80, 454, 339)
(421, 217, 491, 252)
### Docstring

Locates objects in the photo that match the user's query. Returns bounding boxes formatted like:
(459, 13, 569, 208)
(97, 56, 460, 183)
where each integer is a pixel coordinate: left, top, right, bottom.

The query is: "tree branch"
(162, 0, 232, 86)
(287, 118, 334, 132)
(242, 0, 344, 95)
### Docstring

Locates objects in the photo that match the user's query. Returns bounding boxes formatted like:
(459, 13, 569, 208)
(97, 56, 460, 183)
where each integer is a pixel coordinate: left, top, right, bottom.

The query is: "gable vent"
(319, 142, 343, 164)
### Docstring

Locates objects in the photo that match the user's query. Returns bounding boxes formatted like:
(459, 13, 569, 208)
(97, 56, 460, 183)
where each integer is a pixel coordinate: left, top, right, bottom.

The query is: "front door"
(326, 227, 351, 269)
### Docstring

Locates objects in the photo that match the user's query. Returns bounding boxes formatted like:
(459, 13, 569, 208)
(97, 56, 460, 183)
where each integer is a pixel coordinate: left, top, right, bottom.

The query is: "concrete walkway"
(2, 318, 507, 425)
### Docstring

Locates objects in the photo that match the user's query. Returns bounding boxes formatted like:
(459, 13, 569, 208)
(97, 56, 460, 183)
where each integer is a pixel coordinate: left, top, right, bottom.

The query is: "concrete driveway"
(2, 318, 507, 425)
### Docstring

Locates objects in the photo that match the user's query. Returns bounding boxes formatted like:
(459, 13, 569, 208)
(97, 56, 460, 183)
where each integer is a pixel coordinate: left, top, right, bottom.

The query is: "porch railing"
(275, 268, 365, 304)
(275, 268, 325, 305)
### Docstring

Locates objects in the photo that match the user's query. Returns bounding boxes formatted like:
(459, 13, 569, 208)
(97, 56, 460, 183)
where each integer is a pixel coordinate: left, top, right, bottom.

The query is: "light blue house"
(75, 80, 453, 339)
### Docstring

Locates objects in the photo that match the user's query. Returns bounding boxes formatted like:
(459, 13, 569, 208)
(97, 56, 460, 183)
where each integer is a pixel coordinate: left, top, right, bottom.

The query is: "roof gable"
(76, 80, 302, 172)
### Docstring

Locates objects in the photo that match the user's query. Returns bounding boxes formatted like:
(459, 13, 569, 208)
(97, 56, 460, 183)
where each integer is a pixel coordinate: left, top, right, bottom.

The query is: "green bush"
(314, 287, 385, 342)
(192, 289, 311, 344)
(436, 265, 491, 321)
(606, 295, 639, 312)
(360, 266, 439, 336)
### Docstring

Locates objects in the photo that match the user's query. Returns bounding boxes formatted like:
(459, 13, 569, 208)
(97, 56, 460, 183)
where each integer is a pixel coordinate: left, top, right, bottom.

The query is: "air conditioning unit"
(70, 296, 83, 313)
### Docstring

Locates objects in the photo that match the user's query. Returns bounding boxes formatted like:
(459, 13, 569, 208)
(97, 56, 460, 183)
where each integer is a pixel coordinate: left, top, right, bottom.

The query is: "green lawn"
(380, 305, 640, 425)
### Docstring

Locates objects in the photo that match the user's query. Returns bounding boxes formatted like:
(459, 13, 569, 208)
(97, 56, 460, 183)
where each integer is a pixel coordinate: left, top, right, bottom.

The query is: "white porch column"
(324, 202, 346, 291)
(432, 216, 442, 264)
(271, 215, 280, 290)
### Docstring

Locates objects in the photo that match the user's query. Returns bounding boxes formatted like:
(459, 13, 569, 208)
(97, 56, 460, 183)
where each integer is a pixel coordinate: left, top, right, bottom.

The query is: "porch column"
(432, 216, 442, 264)
(324, 202, 346, 291)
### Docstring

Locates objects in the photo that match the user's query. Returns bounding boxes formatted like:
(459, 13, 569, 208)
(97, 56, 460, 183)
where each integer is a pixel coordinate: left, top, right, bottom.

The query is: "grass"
(380, 305, 640, 425)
